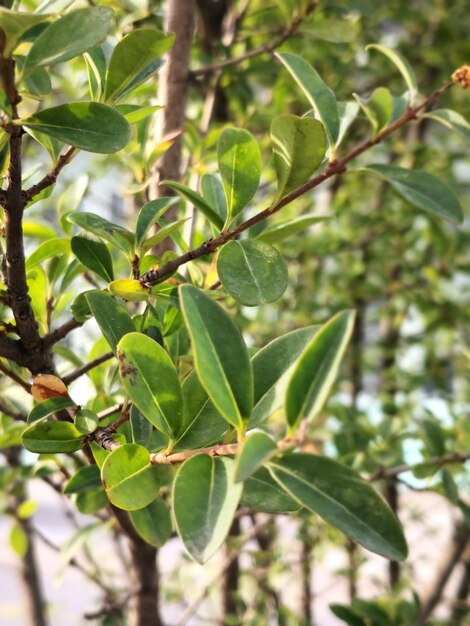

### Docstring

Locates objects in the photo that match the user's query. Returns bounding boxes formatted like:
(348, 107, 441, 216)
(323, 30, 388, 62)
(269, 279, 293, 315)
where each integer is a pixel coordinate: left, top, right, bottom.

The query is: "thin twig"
(140, 80, 455, 288)
(190, 1, 318, 77)
(0, 359, 31, 392)
(62, 351, 114, 385)
(43, 317, 83, 348)
(369, 452, 470, 481)
(0, 397, 27, 421)
(22, 146, 76, 203)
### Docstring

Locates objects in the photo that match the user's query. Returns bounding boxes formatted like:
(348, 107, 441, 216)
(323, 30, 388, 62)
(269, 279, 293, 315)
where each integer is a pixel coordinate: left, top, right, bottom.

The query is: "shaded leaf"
(130, 498, 172, 547)
(67, 211, 134, 254)
(0, 8, 52, 56)
(257, 214, 329, 244)
(366, 44, 417, 99)
(135, 197, 176, 248)
(86, 291, 135, 352)
(26, 238, 70, 269)
(22, 421, 84, 453)
(200, 174, 227, 224)
(64, 465, 101, 494)
(241, 466, 300, 513)
(422, 109, 470, 142)
(28, 397, 76, 424)
(162, 180, 224, 230)
(71, 235, 113, 282)
(234, 431, 277, 482)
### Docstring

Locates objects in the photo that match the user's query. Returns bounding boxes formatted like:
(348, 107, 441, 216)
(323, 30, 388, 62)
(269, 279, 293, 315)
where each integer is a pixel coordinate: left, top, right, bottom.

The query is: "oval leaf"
(234, 431, 277, 482)
(257, 214, 329, 244)
(162, 180, 224, 230)
(276, 52, 339, 151)
(71, 235, 114, 282)
(363, 164, 464, 225)
(286, 310, 355, 431)
(129, 498, 172, 548)
(241, 466, 300, 513)
(217, 240, 288, 306)
(179, 285, 253, 431)
(23, 102, 130, 154)
(108, 279, 150, 302)
(64, 465, 101, 495)
(366, 44, 417, 99)
(86, 291, 135, 353)
(67, 211, 134, 254)
(218, 128, 261, 223)
(173, 455, 242, 563)
(24, 7, 114, 68)
(117, 333, 184, 439)
(269, 454, 408, 561)
(422, 109, 470, 142)
(201, 174, 227, 224)
(22, 421, 84, 453)
(104, 29, 174, 103)
(28, 397, 76, 424)
(101, 444, 162, 511)
(135, 198, 176, 248)
(271, 115, 327, 201)
(0, 8, 53, 56)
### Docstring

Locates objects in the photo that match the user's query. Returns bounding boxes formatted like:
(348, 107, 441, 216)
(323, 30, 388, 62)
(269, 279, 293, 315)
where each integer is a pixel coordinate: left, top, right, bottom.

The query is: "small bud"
(452, 65, 470, 89)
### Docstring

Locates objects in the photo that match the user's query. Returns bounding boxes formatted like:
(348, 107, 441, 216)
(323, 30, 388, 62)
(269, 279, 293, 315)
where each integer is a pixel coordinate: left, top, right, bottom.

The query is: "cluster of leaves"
(0, 0, 468, 604)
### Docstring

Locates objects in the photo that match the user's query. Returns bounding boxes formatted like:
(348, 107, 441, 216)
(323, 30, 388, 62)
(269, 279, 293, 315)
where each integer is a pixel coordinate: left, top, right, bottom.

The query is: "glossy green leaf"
(135, 198, 176, 248)
(108, 279, 150, 302)
(162, 180, 224, 230)
(101, 444, 162, 511)
(24, 66, 52, 96)
(422, 109, 470, 142)
(217, 240, 288, 306)
(116, 104, 162, 125)
(130, 406, 153, 447)
(22, 421, 84, 453)
(25, 238, 69, 269)
(276, 52, 339, 150)
(257, 214, 329, 244)
(271, 115, 327, 201)
(130, 498, 172, 548)
(269, 453, 408, 560)
(173, 455, 242, 563)
(64, 465, 101, 494)
(234, 431, 277, 482)
(176, 371, 229, 450)
(218, 128, 261, 223)
(84, 46, 107, 101)
(28, 397, 76, 424)
(27, 267, 47, 334)
(117, 333, 183, 439)
(363, 164, 464, 225)
(74, 409, 99, 435)
(241, 467, 300, 513)
(0, 8, 52, 56)
(71, 235, 113, 282)
(200, 174, 227, 225)
(86, 291, 135, 352)
(337, 101, 360, 147)
(353, 86, 393, 136)
(141, 218, 188, 252)
(104, 29, 174, 103)
(73, 489, 107, 515)
(179, 285, 253, 431)
(286, 310, 355, 430)
(22, 102, 130, 154)
(24, 7, 114, 68)
(366, 44, 418, 99)
(67, 212, 134, 254)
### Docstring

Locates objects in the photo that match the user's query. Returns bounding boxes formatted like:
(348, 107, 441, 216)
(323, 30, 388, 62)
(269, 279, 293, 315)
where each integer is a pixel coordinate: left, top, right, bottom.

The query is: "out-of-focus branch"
(62, 351, 114, 385)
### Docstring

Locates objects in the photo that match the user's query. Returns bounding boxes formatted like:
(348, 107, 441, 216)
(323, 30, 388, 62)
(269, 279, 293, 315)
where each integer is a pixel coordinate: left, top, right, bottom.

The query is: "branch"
(42, 317, 83, 348)
(62, 351, 114, 385)
(368, 452, 470, 481)
(22, 146, 76, 203)
(0, 397, 27, 421)
(140, 80, 455, 288)
(0, 360, 31, 392)
(190, 1, 318, 77)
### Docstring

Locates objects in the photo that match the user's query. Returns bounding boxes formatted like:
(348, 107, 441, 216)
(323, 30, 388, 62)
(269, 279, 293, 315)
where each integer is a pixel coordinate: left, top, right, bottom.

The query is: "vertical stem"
(300, 523, 314, 625)
(221, 517, 241, 623)
(385, 480, 400, 589)
(346, 539, 358, 600)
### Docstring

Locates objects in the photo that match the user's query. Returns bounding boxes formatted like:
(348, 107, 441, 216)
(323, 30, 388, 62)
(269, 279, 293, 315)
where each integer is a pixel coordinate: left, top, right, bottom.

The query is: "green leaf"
(200, 174, 227, 225)
(162, 180, 224, 230)
(24, 7, 114, 68)
(353, 86, 393, 136)
(276, 52, 339, 151)
(71, 235, 114, 282)
(73, 489, 107, 515)
(173, 455, 242, 563)
(257, 214, 329, 244)
(330, 604, 367, 626)
(251, 326, 320, 427)
(179, 285, 253, 431)
(84, 46, 107, 101)
(176, 371, 228, 450)
(0, 8, 52, 56)
(86, 291, 135, 352)
(218, 128, 261, 224)
(422, 109, 470, 142)
(22, 102, 130, 154)
(10, 523, 28, 558)
(117, 333, 184, 439)
(135, 198, 176, 248)
(363, 164, 464, 225)
(217, 240, 288, 306)
(64, 465, 101, 494)
(130, 406, 153, 447)
(130, 498, 172, 547)
(286, 311, 355, 430)
(241, 467, 300, 513)
(269, 454, 408, 560)
(104, 29, 174, 103)
(305, 18, 360, 43)
(22, 421, 84, 453)
(366, 44, 418, 99)
(67, 211, 134, 254)
(27, 267, 47, 334)
(270, 115, 327, 201)
(25, 238, 70, 269)
(101, 444, 163, 511)
(234, 431, 277, 482)
(74, 409, 99, 435)
(141, 218, 188, 252)
(28, 397, 76, 424)
(116, 104, 163, 125)
(24, 66, 52, 96)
